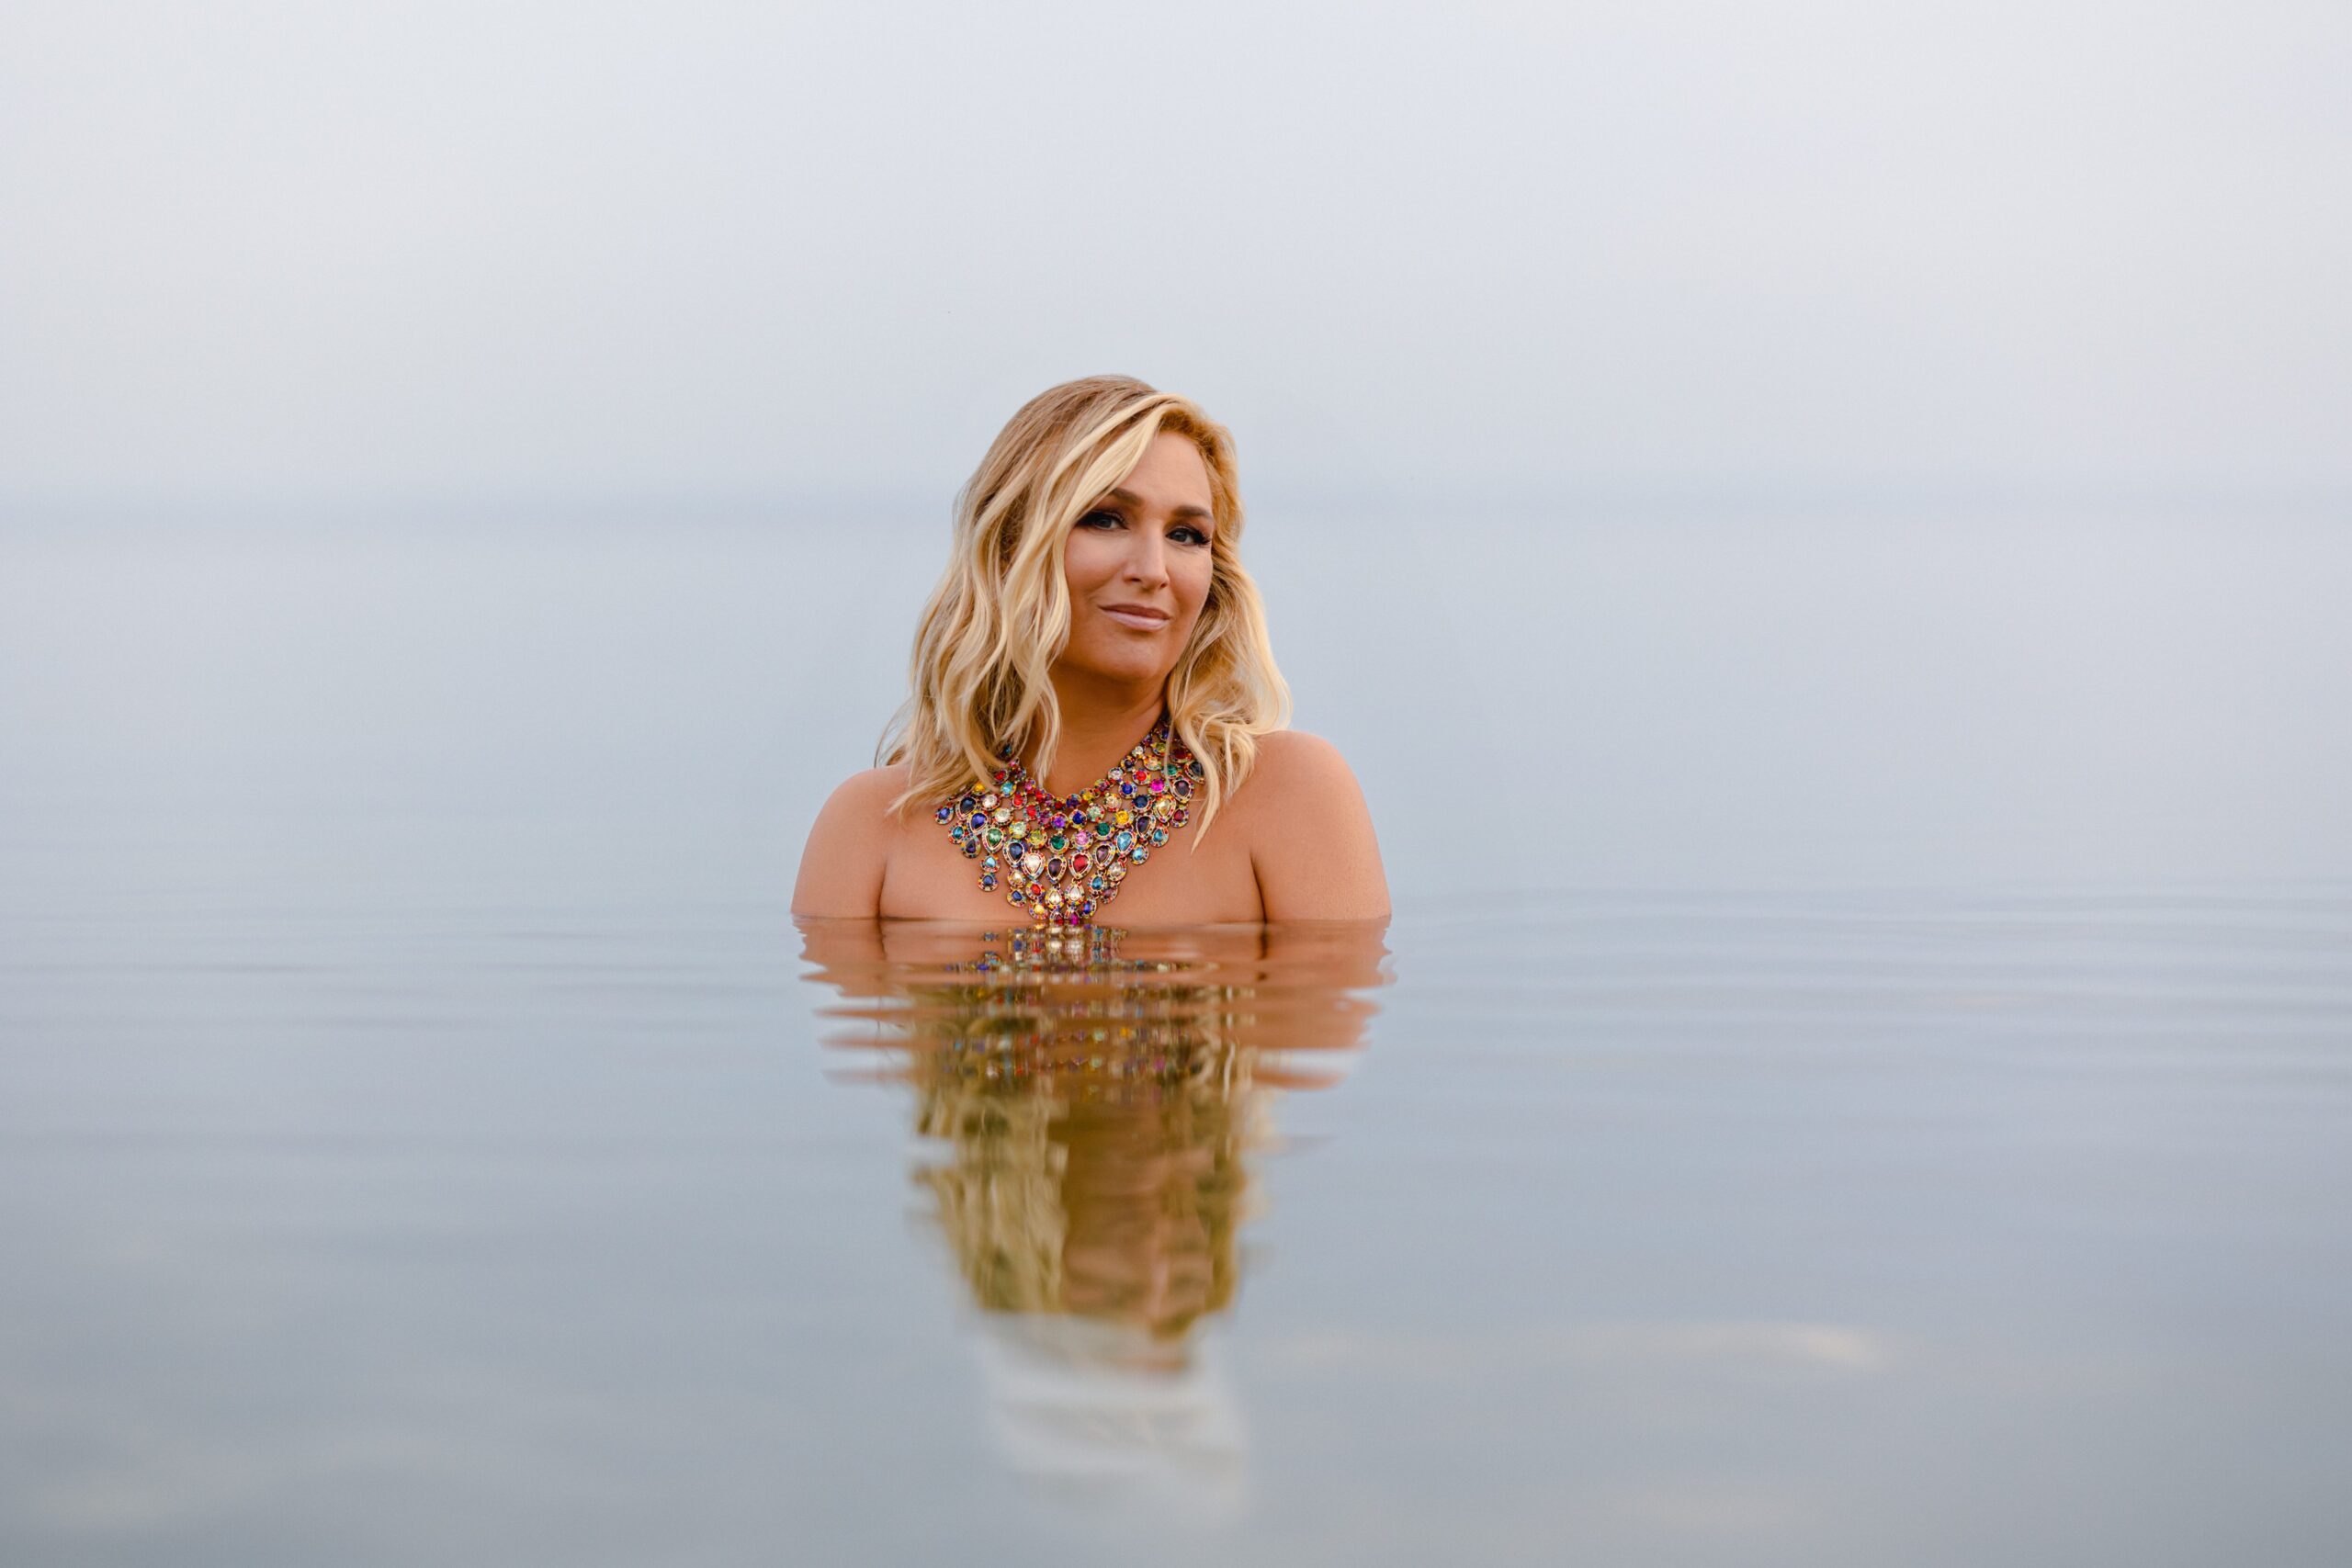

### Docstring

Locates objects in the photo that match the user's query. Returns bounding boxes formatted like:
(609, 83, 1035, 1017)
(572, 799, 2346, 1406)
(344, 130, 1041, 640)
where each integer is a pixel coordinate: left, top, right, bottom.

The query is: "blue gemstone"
(1115, 831, 1133, 851)
(958, 794, 977, 811)
(1150, 829, 1167, 845)
(1008, 887, 1027, 904)
(935, 806, 954, 823)
(1131, 847, 1148, 863)
(1088, 875, 1105, 892)
(980, 873, 998, 890)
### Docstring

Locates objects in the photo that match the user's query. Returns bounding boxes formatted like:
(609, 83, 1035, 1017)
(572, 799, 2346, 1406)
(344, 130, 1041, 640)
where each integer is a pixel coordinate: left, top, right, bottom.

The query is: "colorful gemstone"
(935, 805, 954, 823)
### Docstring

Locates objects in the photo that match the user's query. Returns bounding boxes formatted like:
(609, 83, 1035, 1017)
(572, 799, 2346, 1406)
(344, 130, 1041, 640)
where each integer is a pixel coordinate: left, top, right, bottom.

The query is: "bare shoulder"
(1243, 729, 1363, 795)
(790, 764, 911, 918)
(1234, 730, 1390, 920)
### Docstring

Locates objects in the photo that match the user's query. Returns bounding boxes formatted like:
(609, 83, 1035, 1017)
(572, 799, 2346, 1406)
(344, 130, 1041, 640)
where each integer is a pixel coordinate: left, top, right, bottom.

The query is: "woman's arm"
(788, 768, 901, 918)
(1245, 732, 1391, 921)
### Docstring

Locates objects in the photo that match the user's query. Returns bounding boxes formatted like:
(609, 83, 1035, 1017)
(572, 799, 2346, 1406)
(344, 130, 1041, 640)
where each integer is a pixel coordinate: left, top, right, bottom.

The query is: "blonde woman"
(792, 376, 1387, 923)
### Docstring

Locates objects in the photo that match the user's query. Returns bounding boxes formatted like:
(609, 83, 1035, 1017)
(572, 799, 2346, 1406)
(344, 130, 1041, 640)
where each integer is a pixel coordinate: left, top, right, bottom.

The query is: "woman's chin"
(1059, 648, 1175, 690)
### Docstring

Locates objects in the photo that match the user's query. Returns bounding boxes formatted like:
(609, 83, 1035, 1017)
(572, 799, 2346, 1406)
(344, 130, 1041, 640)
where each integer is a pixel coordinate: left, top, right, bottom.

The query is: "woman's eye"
(1172, 525, 1210, 547)
(1079, 510, 1122, 529)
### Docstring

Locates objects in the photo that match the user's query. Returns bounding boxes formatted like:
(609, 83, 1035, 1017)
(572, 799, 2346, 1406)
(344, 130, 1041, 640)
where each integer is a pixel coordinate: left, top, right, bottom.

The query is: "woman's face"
(1056, 430, 1216, 693)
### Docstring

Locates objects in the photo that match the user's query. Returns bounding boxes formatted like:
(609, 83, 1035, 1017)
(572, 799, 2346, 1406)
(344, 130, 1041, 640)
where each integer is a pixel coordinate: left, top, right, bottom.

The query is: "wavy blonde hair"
(880, 375, 1291, 840)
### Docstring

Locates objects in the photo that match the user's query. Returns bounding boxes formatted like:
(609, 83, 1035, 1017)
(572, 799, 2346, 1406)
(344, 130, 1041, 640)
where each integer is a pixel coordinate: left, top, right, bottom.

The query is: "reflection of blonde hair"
(880, 375, 1292, 840)
(915, 1058, 1260, 1340)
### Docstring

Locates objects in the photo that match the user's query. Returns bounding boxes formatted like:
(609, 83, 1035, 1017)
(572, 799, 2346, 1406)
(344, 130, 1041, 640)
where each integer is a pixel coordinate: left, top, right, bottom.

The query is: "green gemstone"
(1049, 833, 1068, 852)
(985, 827, 1004, 846)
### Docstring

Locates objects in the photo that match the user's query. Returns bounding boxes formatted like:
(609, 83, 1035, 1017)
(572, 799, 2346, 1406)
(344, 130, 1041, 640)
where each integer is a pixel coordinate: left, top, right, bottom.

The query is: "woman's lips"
(1100, 604, 1171, 631)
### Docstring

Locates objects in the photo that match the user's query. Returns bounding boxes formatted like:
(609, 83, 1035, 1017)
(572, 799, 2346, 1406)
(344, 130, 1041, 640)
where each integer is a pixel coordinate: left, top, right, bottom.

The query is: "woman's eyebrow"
(1105, 486, 1213, 522)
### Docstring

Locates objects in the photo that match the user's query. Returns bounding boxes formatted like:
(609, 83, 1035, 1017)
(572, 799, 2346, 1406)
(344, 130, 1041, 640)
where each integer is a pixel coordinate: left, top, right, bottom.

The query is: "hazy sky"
(3, 0, 2347, 510)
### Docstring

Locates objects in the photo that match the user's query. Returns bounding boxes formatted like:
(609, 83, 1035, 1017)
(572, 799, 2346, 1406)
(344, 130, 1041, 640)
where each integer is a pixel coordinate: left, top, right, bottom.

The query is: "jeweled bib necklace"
(933, 720, 1203, 927)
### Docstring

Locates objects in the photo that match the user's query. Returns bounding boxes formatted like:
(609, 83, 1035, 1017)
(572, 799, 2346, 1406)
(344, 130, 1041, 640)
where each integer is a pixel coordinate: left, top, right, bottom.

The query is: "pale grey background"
(4, 0, 2348, 892)
(5, 2, 2348, 507)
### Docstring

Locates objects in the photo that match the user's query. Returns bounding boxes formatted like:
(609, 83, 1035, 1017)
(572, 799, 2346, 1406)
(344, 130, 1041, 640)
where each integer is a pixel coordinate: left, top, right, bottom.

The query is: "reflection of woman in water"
(792, 375, 1388, 923)
(800, 919, 1384, 1498)
(805, 920, 1382, 1343)
(915, 978, 1256, 1342)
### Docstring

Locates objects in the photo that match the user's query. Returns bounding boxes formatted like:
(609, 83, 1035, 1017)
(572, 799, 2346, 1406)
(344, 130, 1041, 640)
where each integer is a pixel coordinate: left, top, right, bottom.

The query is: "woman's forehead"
(1107, 431, 1214, 509)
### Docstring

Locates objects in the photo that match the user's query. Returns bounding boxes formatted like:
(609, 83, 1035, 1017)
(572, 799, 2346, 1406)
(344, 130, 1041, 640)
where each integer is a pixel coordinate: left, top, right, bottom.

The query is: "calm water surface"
(4, 864, 2348, 1564)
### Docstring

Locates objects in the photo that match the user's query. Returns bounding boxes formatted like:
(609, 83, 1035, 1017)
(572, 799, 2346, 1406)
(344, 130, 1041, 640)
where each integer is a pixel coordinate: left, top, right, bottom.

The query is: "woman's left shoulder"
(1243, 729, 1364, 795)
(1231, 730, 1389, 920)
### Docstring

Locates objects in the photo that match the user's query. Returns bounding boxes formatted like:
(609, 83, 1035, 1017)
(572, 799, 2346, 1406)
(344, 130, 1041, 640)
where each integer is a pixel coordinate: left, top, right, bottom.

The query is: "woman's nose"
(1124, 529, 1169, 584)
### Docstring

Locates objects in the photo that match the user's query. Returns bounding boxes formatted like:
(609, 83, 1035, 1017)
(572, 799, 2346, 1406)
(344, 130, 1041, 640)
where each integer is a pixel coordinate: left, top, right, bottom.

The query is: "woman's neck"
(1030, 671, 1166, 798)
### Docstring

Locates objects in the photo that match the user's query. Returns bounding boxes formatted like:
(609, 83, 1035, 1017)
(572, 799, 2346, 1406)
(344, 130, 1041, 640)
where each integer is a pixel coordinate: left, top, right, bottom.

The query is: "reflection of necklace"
(936, 720, 1202, 926)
